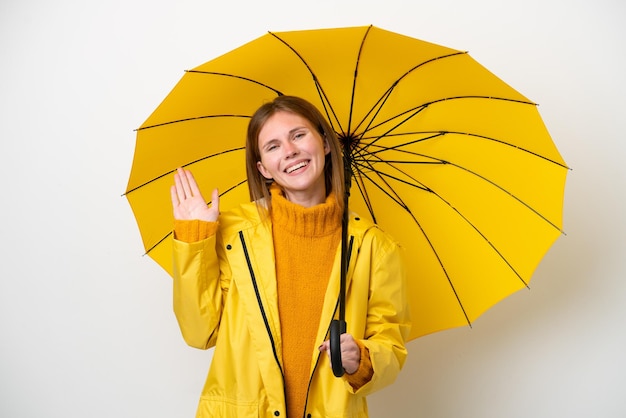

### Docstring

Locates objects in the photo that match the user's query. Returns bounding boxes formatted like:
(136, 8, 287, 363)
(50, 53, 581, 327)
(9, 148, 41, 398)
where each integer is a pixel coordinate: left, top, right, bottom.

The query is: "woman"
(170, 96, 410, 418)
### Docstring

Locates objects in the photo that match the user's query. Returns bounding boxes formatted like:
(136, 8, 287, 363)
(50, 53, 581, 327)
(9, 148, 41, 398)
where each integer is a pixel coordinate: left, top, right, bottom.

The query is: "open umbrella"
(125, 26, 568, 366)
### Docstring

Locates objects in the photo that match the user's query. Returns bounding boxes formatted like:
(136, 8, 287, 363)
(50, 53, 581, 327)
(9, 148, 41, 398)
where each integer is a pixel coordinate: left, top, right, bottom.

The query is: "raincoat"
(173, 201, 410, 418)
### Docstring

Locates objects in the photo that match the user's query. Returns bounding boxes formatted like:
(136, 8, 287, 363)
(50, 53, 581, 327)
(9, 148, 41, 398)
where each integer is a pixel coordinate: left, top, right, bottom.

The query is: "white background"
(1, 0, 624, 417)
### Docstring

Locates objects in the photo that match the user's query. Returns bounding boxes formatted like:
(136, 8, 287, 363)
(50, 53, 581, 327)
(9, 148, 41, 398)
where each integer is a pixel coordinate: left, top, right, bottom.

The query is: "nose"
(283, 141, 298, 158)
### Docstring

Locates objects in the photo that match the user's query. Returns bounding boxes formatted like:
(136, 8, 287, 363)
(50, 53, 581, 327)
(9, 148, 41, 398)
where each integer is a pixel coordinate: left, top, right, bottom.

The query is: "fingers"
(171, 168, 220, 221)
(210, 187, 220, 213)
(319, 334, 360, 375)
(173, 169, 185, 204)
(339, 334, 360, 375)
(178, 167, 194, 200)
(188, 172, 203, 198)
(173, 168, 187, 204)
(173, 167, 201, 202)
(170, 184, 179, 207)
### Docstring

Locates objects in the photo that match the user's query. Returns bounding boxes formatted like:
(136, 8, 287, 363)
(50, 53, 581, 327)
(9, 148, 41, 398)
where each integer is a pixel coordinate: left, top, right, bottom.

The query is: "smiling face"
(256, 111, 331, 207)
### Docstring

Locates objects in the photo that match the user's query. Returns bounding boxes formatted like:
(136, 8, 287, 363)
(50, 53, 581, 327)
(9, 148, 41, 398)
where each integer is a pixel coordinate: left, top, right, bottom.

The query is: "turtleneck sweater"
(173, 188, 373, 418)
(270, 187, 343, 418)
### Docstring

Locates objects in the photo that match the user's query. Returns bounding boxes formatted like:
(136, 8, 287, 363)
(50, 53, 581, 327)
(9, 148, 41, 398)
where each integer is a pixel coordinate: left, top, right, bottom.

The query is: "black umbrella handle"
(330, 319, 347, 377)
(330, 142, 351, 378)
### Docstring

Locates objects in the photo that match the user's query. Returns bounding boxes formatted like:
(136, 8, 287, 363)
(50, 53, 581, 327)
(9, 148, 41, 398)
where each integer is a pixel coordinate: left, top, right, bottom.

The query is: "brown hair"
(245, 96, 345, 215)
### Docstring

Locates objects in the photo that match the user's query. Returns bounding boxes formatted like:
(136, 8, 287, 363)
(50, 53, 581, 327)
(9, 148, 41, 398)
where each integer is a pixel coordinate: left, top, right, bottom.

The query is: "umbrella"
(125, 25, 568, 355)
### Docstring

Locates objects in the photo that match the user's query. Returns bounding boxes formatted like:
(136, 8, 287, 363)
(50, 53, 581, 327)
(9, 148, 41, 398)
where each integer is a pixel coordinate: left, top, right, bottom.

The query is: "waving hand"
(170, 168, 219, 222)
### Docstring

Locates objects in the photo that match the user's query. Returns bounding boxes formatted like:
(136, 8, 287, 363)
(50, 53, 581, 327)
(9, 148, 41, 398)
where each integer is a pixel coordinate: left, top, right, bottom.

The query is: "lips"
(285, 160, 309, 174)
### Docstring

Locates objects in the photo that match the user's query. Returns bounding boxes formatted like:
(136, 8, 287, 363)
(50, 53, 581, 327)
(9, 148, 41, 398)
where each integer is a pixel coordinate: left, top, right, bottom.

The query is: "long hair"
(245, 96, 345, 215)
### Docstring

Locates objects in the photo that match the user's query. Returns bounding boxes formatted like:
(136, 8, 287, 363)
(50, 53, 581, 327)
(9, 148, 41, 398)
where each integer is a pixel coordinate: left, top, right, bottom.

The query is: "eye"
(264, 142, 279, 152)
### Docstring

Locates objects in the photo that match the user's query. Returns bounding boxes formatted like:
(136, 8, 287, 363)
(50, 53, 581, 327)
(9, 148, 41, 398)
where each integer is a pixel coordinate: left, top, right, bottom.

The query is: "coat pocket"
(197, 395, 259, 417)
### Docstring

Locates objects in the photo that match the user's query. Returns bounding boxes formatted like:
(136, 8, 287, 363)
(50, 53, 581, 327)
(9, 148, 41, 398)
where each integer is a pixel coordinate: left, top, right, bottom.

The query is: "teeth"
(286, 161, 308, 173)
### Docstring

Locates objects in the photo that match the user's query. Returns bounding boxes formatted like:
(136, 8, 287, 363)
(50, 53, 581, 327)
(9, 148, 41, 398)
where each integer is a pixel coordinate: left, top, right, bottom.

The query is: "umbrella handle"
(330, 319, 347, 377)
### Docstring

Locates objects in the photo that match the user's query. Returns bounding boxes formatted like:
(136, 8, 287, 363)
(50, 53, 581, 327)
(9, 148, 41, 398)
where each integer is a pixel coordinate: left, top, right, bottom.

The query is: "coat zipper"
(301, 235, 355, 418)
(239, 231, 288, 416)
(239, 231, 284, 376)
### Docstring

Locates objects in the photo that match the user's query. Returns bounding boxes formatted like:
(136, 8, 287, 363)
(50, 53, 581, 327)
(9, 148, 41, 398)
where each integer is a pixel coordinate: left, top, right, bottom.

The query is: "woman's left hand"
(319, 333, 361, 375)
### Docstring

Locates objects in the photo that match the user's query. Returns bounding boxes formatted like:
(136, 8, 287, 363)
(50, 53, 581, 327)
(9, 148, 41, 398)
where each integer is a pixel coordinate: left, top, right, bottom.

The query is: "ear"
(257, 161, 272, 180)
(323, 136, 331, 155)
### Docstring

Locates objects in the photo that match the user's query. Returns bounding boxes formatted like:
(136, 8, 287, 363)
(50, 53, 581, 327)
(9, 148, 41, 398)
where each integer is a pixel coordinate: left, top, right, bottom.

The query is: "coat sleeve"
(350, 228, 411, 395)
(172, 235, 229, 349)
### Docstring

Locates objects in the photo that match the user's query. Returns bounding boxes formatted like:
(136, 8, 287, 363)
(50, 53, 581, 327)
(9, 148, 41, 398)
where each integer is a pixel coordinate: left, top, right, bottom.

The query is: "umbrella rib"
(143, 179, 248, 256)
(124, 147, 245, 195)
(351, 166, 380, 224)
(144, 230, 173, 258)
(186, 70, 284, 96)
(354, 146, 557, 290)
(366, 129, 569, 170)
(363, 130, 445, 153)
(360, 95, 537, 153)
(356, 158, 530, 321)
(352, 129, 570, 289)
(267, 31, 345, 135)
(362, 139, 565, 233)
(346, 25, 373, 136)
(422, 173, 531, 288)
(352, 163, 473, 326)
(445, 155, 563, 233)
(352, 87, 401, 142)
(351, 50, 467, 137)
(137, 114, 251, 131)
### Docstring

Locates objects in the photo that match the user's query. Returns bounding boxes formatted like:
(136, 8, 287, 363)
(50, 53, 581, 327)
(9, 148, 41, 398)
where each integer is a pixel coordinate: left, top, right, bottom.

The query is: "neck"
(282, 185, 327, 208)
(270, 185, 342, 237)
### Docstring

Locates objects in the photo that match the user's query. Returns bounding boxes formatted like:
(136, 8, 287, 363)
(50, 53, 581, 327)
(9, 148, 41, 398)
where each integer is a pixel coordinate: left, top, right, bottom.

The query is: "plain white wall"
(1, 0, 624, 417)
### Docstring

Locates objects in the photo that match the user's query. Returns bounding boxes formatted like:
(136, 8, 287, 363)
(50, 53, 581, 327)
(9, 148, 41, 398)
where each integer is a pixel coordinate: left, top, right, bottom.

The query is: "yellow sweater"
(174, 190, 373, 418)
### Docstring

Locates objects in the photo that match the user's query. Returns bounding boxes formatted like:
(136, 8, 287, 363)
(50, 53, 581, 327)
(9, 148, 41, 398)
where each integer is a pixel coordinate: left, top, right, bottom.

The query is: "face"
(256, 111, 330, 207)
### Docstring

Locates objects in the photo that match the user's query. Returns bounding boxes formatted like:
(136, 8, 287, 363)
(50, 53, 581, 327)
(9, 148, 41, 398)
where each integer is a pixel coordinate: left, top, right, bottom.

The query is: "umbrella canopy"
(125, 25, 568, 341)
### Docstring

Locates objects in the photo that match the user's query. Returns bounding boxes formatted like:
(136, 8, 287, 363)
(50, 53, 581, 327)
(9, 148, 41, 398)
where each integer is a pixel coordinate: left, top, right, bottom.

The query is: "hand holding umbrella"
(170, 168, 220, 222)
(319, 333, 361, 375)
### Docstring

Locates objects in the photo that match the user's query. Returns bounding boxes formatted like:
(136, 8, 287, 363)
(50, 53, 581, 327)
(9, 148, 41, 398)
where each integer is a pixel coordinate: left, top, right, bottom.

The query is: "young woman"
(170, 96, 410, 418)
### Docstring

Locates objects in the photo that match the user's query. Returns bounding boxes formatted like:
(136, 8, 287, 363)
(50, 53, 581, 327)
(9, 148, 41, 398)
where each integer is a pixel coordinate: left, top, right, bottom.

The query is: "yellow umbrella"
(125, 25, 568, 341)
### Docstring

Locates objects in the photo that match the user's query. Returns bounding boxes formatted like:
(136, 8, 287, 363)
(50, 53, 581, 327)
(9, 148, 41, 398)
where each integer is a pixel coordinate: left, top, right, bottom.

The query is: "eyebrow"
(261, 126, 309, 146)
(259, 125, 311, 149)
(288, 126, 308, 135)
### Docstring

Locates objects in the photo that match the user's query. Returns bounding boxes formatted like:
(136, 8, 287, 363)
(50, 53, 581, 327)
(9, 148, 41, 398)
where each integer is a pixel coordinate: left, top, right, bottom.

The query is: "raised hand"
(170, 168, 219, 222)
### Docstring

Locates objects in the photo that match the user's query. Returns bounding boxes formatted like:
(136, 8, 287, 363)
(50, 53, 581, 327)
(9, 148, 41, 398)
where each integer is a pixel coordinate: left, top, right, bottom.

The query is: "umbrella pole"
(330, 145, 351, 378)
